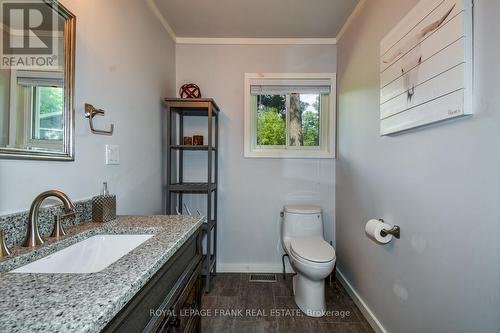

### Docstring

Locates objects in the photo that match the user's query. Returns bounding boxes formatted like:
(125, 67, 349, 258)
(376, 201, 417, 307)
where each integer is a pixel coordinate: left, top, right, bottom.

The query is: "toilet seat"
(290, 238, 335, 263)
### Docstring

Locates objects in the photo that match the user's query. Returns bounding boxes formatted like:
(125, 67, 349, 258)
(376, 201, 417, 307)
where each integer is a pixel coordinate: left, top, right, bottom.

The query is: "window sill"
(244, 149, 335, 159)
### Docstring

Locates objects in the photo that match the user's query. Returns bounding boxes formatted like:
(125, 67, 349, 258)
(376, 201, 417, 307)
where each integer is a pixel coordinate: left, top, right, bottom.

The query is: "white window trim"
(244, 73, 336, 159)
(26, 87, 64, 150)
(8, 70, 64, 150)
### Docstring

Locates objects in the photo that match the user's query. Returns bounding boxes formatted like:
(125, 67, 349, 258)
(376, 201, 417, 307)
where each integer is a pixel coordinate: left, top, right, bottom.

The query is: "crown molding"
(145, 0, 176, 41)
(336, 0, 367, 42)
(175, 37, 337, 45)
(146, 0, 363, 45)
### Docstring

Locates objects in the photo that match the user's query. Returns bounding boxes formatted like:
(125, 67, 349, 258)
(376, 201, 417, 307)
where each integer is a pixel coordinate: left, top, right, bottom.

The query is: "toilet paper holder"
(378, 219, 401, 239)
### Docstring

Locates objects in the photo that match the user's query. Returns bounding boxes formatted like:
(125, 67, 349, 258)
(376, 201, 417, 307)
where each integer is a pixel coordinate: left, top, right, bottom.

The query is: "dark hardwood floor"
(201, 273, 374, 333)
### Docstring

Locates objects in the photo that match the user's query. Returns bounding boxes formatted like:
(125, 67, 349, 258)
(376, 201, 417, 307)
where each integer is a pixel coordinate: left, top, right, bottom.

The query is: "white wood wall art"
(379, 0, 473, 135)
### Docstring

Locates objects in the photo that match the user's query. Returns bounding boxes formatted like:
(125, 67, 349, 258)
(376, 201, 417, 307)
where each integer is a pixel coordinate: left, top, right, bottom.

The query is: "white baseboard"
(217, 262, 293, 273)
(337, 269, 388, 333)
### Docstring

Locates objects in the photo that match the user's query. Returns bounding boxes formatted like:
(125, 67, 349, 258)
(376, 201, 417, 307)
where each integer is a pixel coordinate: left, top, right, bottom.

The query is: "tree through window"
(256, 93, 321, 148)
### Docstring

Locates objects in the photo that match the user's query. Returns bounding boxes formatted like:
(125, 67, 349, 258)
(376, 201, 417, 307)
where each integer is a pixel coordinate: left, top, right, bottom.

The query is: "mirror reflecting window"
(0, 1, 75, 160)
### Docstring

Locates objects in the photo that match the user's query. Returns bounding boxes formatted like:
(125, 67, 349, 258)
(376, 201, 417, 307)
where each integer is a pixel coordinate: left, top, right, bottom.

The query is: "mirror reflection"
(0, 1, 74, 160)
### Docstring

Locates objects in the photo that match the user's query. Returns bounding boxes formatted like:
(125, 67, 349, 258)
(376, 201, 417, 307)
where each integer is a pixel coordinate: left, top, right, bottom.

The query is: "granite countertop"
(0, 215, 205, 333)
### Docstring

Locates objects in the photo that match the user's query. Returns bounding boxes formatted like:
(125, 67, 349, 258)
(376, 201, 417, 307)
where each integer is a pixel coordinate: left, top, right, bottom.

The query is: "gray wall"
(176, 44, 336, 272)
(336, 1, 500, 332)
(0, 0, 176, 215)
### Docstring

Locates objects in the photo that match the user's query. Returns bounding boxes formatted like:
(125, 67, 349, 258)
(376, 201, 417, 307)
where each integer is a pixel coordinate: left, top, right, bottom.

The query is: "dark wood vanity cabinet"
(156, 269, 202, 333)
(103, 227, 203, 333)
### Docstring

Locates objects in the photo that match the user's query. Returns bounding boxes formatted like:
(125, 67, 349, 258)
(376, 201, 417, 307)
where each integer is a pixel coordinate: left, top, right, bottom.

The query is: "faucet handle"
(50, 208, 75, 240)
(0, 228, 11, 258)
(60, 210, 76, 219)
(50, 215, 67, 239)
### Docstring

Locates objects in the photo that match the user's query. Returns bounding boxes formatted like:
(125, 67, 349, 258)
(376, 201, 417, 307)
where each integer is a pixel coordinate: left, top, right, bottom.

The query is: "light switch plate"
(105, 145, 120, 165)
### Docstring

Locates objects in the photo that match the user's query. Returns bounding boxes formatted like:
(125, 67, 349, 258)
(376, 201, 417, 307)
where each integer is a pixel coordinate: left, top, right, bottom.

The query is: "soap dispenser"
(102, 182, 109, 195)
(92, 182, 117, 223)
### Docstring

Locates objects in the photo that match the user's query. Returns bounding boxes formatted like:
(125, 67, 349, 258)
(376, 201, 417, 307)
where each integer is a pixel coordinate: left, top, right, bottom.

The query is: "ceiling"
(154, 0, 359, 39)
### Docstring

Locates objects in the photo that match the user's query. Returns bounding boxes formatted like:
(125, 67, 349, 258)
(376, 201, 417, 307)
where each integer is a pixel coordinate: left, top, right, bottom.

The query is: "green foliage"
(257, 107, 286, 146)
(258, 95, 286, 116)
(302, 111, 319, 146)
(38, 87, 63, 115)
(256, 94, 321, 147)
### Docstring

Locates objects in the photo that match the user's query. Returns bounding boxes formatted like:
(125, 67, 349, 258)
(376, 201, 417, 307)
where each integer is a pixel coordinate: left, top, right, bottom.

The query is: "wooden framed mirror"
(0, 0, 75, 161)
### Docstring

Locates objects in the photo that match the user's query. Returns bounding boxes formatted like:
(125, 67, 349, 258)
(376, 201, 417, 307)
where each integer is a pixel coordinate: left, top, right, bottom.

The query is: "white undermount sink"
(11, 234, 154, 274)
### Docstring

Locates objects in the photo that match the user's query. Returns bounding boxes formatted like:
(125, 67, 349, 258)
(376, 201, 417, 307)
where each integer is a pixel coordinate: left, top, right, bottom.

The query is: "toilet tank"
(281, 205, 323, 252)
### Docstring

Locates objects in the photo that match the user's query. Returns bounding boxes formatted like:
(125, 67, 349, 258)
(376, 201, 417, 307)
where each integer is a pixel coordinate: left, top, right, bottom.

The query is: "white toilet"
(281, 205, 336, 317)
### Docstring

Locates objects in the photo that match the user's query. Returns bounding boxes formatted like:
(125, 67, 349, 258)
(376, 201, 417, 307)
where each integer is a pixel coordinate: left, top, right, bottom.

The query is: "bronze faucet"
(0, 228, 11, 257)
(24, 190, 75, 247)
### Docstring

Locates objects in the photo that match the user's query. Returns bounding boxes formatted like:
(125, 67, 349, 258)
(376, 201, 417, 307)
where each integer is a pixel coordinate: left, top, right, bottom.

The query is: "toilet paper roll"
(365, 219, 393, 244)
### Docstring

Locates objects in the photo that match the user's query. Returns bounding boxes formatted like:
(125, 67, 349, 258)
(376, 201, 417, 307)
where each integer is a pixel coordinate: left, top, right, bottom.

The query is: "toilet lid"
(290, 238, 335, 263)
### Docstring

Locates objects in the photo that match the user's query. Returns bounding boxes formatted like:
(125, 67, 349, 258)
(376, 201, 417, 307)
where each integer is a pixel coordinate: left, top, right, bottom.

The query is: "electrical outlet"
(105, 145, 120, 165)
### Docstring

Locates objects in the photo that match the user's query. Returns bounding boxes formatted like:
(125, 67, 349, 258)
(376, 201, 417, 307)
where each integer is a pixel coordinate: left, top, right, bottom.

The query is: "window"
(9, 70, 64, 150)
(30, 86, 64, 141)
(245, 73, 336, 158)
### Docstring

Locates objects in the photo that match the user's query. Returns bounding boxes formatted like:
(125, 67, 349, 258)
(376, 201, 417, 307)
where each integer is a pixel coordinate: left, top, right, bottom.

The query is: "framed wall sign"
(379, 0, 473, 135)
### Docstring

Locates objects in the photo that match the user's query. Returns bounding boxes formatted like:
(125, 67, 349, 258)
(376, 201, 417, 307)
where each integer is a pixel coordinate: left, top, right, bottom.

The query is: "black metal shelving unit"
(163, 98, 219, 293)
